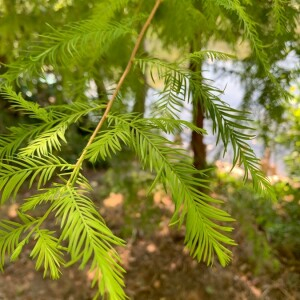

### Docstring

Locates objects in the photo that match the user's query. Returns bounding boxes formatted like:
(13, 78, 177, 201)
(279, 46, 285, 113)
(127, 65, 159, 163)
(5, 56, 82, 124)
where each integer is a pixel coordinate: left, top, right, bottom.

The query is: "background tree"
(150, 0, 299, 170)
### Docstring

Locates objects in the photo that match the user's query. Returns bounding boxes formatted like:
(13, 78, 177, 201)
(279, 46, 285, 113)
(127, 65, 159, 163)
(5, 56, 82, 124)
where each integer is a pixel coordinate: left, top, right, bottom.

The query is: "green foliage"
(30, 229, 65, 279)
(0, 214, 35, 272)
(52, 185, 126, 299)
(213, 0, 269, 66)
(2, 19, 139, 85)
(232, 0, 299, 132)
(1, 86, 50, 122)
(105, 113, 235, 265)
(0, 88, 105, 158)
(0, 0, 294, 299)
(137, 56, 274, 198)
(272, 0, 289, 35)
(196, 83, 275, 198)
(215, 171, 300, 274)
(0, 155, 71, 203)
(276, 88, 300, 178)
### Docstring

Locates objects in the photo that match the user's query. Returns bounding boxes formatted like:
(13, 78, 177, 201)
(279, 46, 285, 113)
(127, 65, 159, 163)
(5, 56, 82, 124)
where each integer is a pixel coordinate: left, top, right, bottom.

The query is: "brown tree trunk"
(191, 99, 206, 171)
(189, 49, 206, 171)
(132, 67, 147, 116)
(132, 38, 147, 117)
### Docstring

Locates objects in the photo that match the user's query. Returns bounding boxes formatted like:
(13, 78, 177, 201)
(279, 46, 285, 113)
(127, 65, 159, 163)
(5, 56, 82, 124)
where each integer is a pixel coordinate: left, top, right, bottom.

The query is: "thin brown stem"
(68, 0, 162, 185)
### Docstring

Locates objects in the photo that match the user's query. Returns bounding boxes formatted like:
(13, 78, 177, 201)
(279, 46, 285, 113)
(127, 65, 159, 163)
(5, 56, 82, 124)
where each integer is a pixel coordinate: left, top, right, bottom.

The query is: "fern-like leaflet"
(0, 215, 35, 271)
(30, 229, 65, 279)
(0, 155, 72, 203)
(0, 88, 106, 158)
(96, 113, 236, 265)
(136, 56, 275, 198)
(51, 185, 126, 299)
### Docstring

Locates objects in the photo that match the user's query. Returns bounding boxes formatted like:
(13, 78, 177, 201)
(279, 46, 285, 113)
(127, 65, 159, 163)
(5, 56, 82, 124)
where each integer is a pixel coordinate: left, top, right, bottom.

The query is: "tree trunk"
(132, 67, 147, 116)
(189, 50, 206, 171)
(191, 99, 206, 171)
(132, 38, 147, 117)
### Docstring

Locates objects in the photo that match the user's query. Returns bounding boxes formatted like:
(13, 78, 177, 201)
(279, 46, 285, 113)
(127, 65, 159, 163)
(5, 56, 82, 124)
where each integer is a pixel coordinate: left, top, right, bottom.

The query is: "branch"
(68, 0, 162, 185)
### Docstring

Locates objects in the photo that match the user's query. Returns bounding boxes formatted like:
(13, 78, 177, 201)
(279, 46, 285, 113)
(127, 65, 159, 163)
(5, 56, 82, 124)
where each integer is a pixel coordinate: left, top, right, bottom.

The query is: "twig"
(68, 0, 162, 185)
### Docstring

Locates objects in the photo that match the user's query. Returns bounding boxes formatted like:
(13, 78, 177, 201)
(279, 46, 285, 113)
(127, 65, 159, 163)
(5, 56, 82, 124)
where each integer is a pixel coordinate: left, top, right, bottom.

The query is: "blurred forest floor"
(0, 166, 299, 300)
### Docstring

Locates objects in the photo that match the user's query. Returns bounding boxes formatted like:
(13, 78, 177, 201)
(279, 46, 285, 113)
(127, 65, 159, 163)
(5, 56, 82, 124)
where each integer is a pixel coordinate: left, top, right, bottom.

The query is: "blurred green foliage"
(98, 154, 161, 238)
(215, 170, 300, 274)
(276, 86, 300, 178)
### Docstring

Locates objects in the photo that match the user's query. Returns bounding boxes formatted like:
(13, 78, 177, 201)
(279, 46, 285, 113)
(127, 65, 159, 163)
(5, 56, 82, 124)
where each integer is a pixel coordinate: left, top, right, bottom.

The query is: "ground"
(0, 171, 299, 300)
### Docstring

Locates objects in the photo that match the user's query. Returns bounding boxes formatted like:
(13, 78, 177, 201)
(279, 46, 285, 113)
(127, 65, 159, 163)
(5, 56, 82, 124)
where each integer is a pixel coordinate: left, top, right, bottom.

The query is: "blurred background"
(0, 1, 299, 299)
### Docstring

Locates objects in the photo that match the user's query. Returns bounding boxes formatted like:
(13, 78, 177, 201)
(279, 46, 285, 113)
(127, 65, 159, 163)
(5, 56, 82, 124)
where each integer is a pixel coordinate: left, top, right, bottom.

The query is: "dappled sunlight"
(215, 160, 244, 178)
(153, 190, 174, 211)
(7, 203, 19, 219)
(103, 192, 124, 208)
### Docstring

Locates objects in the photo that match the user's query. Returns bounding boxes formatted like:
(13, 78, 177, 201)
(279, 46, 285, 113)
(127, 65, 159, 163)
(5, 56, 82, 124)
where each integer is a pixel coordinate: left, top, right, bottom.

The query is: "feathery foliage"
(0, 214, 36, 271)
(1, 86, 50, 122)
(0, 0, 293, 298)
(103, 113, 235, 265)
(52, 185, 126, 299)
(30, 229, 65, 279)
(212, 0, 269, 67)
(0, 155, 72, 203)
(19, 124, 68, 157)
(0, 92, 105, 158)
(193, 82, 275, 198)
(136, 56, 275, 198)
(1, 17, 139, 84)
